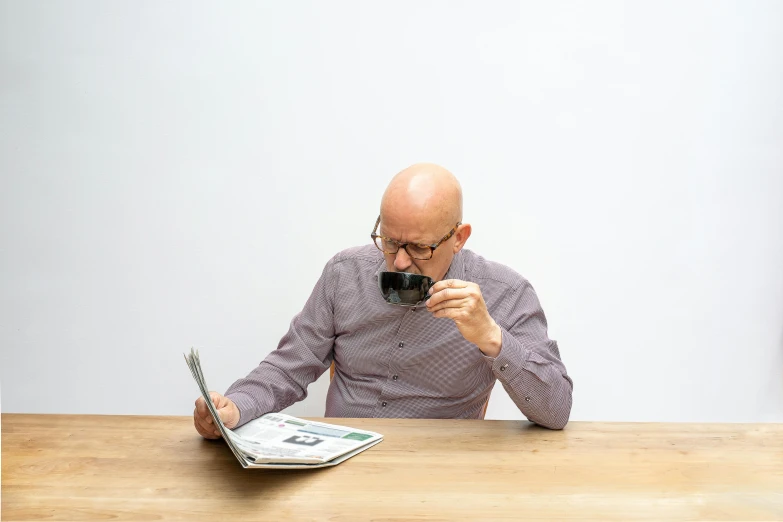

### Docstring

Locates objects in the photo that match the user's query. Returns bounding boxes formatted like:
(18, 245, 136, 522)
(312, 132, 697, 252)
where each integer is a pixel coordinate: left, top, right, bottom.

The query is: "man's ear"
(452, 223, 471, 253)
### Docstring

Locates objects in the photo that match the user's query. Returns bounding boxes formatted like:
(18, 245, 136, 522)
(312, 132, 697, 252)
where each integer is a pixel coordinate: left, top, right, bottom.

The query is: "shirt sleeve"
(483, 280, 573, 429)
(224, 259, 338, 428)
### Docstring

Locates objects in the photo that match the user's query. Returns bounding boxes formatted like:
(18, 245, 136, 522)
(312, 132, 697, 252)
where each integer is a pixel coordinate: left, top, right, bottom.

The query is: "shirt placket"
(376, 306, 422, 415)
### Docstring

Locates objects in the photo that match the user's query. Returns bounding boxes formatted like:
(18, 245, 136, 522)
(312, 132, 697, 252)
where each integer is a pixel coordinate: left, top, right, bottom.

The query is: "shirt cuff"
(482, 328, 527, 382)
(225, 391, 261, 429)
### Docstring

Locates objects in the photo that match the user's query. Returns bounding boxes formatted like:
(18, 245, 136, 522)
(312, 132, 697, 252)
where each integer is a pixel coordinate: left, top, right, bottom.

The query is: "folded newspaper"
(184, 348, 383, 469)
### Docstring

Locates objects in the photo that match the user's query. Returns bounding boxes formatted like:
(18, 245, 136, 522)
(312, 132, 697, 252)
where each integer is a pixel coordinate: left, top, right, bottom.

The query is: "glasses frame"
(370, 215, 462, 260)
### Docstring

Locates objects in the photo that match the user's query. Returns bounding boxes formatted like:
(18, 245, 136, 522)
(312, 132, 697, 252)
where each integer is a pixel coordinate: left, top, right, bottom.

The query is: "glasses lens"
(406, 244, 432, 260)
(374, 236, 398, 254)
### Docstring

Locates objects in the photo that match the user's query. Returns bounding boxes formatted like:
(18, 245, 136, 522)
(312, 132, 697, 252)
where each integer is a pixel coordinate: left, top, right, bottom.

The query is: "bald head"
(377, 163, 470, 279)
(380, 163, 463, 229)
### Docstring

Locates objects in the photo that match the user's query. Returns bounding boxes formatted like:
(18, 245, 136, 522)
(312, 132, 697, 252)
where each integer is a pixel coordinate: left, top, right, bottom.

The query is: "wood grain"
(2, 414, 782, 521)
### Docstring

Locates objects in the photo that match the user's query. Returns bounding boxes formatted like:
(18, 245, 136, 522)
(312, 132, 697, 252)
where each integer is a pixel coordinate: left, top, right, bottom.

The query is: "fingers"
(194, 393, 224, 439)
(427, 296, 472, 314)
(194, 396, 214, 425)
(428, 279, 469, 295)
(426, 282, 475, 309)
(426, 280, 489, 323)
(196, 392, 226, 419)
(193, 407, 221, 439)
(209, 391, 226, 409)
(195, 396, 210, 419)
(216, 405, 236, 429)
(427, 287, 469, 307)
(431, 307, 462, 320)
(216, 397, 239, 429)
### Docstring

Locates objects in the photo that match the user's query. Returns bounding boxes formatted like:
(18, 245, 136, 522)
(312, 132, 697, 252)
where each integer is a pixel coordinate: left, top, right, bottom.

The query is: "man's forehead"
(380, 216, 445, 241)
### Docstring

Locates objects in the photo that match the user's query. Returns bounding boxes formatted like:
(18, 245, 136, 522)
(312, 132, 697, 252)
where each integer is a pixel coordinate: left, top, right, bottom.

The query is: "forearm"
(486, 329, 573, 429)
(225, 355, 325, 428)
(225, 260, 338, 428)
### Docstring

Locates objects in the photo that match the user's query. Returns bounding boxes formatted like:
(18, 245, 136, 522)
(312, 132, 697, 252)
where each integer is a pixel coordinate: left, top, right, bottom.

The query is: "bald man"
(193, 164, 572, 436)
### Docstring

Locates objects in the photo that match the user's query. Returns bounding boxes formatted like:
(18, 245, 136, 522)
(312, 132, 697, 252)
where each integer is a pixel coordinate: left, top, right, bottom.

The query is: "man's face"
(378, 214, 461, 282)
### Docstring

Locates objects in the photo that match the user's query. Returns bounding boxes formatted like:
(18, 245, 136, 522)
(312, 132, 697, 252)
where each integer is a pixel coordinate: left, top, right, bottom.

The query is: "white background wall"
(1, 1, 782, 423)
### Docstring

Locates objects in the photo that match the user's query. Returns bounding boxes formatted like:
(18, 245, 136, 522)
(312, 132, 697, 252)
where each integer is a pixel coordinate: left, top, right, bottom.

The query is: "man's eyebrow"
(378, 227, 431, 244)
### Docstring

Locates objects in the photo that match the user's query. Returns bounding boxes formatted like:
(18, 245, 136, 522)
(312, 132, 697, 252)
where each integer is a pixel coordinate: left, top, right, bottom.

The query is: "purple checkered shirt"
(225, 245, 573, 429)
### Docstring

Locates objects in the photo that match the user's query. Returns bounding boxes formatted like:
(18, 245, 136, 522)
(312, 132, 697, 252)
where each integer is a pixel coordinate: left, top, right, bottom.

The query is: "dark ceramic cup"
(378, 271, 434, 307)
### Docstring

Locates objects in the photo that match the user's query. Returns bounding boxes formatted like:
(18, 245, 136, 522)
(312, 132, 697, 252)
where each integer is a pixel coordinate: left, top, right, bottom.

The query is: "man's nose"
(394, 247, 412, 271)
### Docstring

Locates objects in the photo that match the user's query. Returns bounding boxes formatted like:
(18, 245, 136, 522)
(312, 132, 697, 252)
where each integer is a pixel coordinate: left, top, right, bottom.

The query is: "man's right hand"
(193, 391, 240, 439)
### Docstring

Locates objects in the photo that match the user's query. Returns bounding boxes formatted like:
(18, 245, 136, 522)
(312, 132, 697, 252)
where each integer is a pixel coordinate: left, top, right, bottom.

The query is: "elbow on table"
(531, 388, 572, 430)
(539, 412, 569, 430)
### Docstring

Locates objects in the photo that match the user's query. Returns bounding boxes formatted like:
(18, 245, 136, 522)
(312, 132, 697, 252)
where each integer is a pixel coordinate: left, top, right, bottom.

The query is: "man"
(193, 164, 573, 437)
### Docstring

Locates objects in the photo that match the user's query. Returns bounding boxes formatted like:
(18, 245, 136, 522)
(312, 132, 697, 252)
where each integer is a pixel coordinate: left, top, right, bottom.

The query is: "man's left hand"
(426, 279, 502, 357)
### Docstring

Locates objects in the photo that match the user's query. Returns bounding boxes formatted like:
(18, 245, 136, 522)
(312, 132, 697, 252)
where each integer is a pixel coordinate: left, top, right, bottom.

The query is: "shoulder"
(460, 249, 529, 293)
(327, 244, 384, 271)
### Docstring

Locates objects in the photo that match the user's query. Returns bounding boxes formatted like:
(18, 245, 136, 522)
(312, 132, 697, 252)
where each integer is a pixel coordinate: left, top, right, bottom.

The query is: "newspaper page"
(184, 348, 383, 469)
(233, 413, 382, 464)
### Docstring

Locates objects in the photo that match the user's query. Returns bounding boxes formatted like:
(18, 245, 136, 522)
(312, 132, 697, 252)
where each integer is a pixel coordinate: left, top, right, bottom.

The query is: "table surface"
(2, 414, 782, 521)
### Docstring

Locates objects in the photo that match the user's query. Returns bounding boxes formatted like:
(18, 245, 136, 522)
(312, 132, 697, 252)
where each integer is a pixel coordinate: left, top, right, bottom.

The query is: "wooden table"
(2, 414, 782, 521)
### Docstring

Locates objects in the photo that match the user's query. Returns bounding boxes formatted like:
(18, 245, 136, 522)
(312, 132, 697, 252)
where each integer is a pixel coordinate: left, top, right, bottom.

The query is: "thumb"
(209, 391, 225, 408)
(216, 400, 239, 429)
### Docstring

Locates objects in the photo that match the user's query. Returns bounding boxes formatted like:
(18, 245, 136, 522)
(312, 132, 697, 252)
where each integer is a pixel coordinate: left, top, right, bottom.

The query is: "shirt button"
(398, 342, 404, 348)
(382, 401, 388, 407)
(525, 397, 531, 402)
(392, 375, 398, 381)
(500, 364, 509, 371)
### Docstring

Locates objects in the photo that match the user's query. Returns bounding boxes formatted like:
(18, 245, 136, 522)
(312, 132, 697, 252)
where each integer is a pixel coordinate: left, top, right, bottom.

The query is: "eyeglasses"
(371, 216, 461, 260)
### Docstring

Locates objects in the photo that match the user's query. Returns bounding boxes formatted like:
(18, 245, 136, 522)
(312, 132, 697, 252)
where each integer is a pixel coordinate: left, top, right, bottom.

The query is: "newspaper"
(184, 348, 383, 469)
